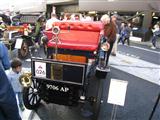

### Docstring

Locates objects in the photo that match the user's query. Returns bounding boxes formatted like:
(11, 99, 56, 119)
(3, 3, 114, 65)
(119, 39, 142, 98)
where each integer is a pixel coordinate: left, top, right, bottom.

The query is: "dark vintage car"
(20, 21, 109, 119)
(12, 13, 45, 59)
(1, 13, 45, 59)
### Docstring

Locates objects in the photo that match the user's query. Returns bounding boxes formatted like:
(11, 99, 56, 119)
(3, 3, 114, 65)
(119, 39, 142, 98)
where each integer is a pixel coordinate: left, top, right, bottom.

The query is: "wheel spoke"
(29, 94, 34, 103)
(35, 95, 38, 103)
(33, 80, 39, 89)
(28, 91, 34, 96)
(32, 80, 36, 88)
(35, 81, 39, 88)
(32, 94, 36, 105)
(29, 86, 34, 90)
(37, 83, 41, 91)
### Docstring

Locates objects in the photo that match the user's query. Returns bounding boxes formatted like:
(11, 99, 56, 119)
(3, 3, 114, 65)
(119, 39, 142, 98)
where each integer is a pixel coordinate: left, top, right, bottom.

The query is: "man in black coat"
(0, 41, 21, 119)
(0, 42, 10, 70)
(0, 58, 21, 119)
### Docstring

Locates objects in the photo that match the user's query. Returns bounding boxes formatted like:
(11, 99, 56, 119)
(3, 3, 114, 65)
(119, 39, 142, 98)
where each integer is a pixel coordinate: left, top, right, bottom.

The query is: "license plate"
(46, 84, 69, 93)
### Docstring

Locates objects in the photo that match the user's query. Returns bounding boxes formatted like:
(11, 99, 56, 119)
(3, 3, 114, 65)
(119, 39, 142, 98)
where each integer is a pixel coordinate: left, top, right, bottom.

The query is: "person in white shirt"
(45, 13, 59, 30)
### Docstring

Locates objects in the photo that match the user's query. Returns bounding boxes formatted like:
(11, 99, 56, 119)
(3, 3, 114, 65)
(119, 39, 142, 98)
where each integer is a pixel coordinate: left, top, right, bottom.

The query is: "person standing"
(0, 17, 7, 38)
(151, 23, 160, 49)
(45, 13, 60, 30)
(123, 23, 132, 46)
(111, 14, 121, 56)
(63, 13, 72, 21)
(32, 15, 46, 48)
(6, 58, 25, 111)
(0, 17, 7, 31)
(118, 22, 126, 44)
(100, 14, 117, 71)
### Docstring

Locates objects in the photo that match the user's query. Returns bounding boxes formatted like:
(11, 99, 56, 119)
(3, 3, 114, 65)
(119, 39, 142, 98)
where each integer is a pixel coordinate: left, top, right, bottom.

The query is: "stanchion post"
(110, 104, 118, 120)
(149, 93, 160, 120)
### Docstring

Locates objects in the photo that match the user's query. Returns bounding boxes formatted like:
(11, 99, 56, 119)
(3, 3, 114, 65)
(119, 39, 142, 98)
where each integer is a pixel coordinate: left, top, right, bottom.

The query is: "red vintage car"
(21, 21, 109, 120)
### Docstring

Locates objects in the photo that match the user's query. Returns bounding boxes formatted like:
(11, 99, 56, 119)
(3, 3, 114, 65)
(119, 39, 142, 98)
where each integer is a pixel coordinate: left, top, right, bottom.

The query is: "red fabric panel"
(54, 21, 102, 32)
(47, 30, 100, 51)
(45, 21, 102, 51)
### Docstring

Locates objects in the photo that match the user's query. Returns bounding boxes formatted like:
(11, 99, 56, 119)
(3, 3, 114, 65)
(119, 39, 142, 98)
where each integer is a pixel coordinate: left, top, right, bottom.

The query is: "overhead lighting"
(88, 11, 97, 14)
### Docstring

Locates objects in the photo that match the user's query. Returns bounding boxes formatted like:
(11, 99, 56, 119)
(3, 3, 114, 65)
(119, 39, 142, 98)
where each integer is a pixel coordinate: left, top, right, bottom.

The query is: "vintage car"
(0, 14, 19, 50)
(0, 27, 22, 51)
(0, 24, 34, 58)
(1, 13, 45, 59)
(20, 21, 109, 119)
(12, 13, 45, 59)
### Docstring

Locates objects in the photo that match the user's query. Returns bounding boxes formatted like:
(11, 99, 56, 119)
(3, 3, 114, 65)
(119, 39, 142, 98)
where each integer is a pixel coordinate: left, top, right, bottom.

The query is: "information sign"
(107, 79, 128, 106)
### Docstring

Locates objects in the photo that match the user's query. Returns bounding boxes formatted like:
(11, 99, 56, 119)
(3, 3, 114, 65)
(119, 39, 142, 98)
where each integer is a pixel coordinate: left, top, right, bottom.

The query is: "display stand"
(110, 104, 118, 120)
(107, 79, 128, 120)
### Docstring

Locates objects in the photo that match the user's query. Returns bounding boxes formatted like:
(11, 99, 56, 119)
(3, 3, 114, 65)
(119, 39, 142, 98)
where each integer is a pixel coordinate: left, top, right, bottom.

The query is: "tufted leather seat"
(45, 21, 103, 52)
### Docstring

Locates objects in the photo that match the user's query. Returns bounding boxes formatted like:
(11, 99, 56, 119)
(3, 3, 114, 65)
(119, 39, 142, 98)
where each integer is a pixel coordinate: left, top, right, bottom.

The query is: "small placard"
(107, 79, 128, 106)
(15, 38, 23, 49)
(35, 62, 46, 78)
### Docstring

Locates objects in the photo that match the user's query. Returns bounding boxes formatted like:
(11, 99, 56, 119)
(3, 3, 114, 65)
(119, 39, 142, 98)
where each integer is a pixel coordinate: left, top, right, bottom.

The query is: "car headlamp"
(52, 26, 60, 35)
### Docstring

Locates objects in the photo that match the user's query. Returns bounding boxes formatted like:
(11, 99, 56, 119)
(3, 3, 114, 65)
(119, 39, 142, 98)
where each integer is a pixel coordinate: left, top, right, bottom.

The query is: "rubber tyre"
(23, 80, 41, 110)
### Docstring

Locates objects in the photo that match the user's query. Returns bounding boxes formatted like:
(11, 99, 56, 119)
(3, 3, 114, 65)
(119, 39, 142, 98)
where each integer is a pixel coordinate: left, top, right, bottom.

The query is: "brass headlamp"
(19, 73, 32, 87)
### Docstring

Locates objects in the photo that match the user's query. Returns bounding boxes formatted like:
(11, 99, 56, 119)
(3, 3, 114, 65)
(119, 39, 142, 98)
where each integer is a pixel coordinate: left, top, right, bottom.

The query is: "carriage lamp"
(51, 26, 60, 60)
(52, 26, 60, 35)
(41, 35, 48, 44)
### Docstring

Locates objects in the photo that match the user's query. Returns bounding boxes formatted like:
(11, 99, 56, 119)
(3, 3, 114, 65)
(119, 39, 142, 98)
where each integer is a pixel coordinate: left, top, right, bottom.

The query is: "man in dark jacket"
(123, 23, 132, 46)
(0, 42, 10, 70)
(0, 64, 21, 120)
(0, 42, 21, 120)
